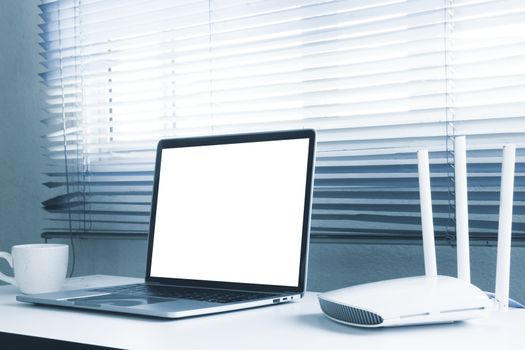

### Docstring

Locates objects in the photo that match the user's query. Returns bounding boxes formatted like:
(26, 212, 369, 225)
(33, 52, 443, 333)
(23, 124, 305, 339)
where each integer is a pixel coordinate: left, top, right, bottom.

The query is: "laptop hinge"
(143, 281, 293, 295)
(145, 281, 163, 285)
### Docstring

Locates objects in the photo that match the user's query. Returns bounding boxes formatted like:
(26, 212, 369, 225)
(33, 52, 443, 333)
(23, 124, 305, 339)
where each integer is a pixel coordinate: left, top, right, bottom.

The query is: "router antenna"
(418, 150, 437, 278)
(454, 136, 470, 283)
(495, 144, 516, 311)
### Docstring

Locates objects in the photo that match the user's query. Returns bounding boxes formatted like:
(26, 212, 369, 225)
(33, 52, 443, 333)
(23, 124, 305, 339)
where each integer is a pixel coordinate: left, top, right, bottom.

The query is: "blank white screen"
(150, 138, 310, 286)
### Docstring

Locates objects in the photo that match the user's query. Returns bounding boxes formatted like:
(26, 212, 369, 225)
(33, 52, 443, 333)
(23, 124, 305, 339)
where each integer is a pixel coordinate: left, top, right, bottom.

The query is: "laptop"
(18, 129, 316, 318)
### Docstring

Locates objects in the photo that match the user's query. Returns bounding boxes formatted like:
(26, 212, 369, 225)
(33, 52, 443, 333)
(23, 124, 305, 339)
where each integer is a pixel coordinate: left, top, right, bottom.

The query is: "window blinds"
(40, 0, 524, 243)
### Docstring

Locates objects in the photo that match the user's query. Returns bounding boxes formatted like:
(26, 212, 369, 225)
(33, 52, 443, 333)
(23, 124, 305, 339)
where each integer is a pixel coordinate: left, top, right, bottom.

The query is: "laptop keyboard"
(90, 284, 279, 304)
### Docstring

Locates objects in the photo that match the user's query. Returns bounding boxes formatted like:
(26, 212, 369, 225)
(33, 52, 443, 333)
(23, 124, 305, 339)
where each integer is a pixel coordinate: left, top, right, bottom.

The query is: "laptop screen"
(149, 133, 313, 288)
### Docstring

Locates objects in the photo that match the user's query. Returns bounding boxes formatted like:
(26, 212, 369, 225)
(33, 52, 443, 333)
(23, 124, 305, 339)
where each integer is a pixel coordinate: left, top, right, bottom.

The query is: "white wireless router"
(318, 137, 516, 327)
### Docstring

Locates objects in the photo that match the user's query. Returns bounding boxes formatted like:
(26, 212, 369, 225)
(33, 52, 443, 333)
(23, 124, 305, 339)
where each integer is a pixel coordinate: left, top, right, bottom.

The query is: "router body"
(318, 139, 516, 328)
(318, 275, 492, 327)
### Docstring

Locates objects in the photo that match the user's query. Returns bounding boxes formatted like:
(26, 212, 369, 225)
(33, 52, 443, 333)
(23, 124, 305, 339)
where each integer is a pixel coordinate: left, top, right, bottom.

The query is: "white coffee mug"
(0, 244, 68, 294)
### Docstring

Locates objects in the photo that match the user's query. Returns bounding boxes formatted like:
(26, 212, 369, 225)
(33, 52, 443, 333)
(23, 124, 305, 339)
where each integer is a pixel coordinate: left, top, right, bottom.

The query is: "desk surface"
(1, 275, 524, 350)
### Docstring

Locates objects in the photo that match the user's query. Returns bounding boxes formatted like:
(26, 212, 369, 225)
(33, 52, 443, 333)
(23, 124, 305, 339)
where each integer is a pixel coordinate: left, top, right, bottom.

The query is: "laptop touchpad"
(71, 294, 168, 307)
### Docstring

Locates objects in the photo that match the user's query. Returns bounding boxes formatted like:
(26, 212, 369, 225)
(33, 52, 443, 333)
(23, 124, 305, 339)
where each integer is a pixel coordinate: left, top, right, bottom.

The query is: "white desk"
(1, 275, 524, 349)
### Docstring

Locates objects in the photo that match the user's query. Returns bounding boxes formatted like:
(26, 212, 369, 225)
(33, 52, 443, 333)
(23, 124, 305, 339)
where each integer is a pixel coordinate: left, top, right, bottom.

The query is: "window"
(40, 0, 524, 243)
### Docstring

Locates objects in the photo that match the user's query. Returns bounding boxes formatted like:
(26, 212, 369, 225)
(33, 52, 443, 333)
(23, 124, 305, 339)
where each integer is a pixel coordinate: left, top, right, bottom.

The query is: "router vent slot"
(400, 312, 430, 319)
(440, 307, 486, 314)
(319, 299, 383, 326)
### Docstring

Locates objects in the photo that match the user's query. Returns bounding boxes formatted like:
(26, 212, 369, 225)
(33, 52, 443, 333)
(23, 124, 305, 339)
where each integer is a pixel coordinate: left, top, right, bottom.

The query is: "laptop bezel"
(144, 129, 316, 294)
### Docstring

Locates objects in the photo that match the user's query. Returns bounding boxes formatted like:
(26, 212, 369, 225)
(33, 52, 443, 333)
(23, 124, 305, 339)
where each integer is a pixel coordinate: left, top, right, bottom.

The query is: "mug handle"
(0, 252, 16, 285)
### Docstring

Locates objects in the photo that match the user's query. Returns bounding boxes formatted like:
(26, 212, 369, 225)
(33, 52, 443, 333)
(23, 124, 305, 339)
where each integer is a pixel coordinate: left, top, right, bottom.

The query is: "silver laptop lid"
(145, 130, 316, 294)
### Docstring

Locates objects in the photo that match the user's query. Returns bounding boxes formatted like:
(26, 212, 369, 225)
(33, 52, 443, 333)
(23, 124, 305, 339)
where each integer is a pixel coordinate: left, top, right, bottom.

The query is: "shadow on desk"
(296, 313, 468, 335)
(0, 332, 122, 350)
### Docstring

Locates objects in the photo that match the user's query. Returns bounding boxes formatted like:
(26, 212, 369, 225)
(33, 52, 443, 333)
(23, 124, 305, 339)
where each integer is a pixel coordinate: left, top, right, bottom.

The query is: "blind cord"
(444, 0, 457, 246)
(57, 1, 76, 278)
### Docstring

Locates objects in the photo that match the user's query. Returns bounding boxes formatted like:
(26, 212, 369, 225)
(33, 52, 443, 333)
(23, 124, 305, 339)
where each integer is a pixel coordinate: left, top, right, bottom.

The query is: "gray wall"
(0, 0, 45, 265)
(1, 0, 524, 304)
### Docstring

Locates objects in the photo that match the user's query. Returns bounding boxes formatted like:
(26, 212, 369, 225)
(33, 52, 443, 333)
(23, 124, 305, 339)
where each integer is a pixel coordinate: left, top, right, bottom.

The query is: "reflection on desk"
(1, 275, 524, 350)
